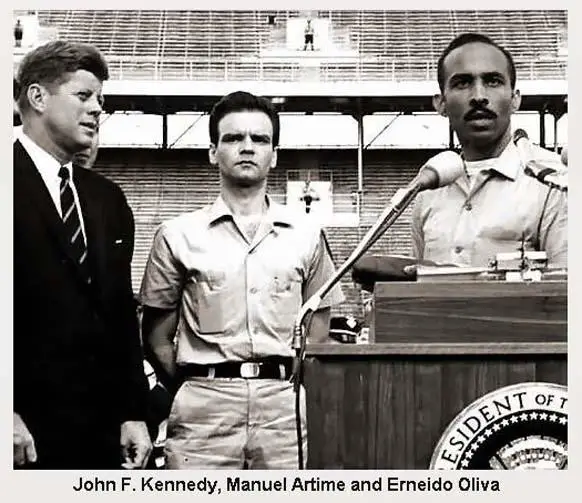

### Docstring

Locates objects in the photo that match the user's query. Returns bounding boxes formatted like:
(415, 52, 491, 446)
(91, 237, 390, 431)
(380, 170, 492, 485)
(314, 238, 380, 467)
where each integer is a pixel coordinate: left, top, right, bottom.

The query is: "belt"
(177, 358, 293, 380)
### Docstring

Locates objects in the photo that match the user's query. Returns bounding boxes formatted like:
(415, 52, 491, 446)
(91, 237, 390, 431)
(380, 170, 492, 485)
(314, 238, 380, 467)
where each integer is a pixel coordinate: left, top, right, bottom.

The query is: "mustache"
(464, 107, 497, 121)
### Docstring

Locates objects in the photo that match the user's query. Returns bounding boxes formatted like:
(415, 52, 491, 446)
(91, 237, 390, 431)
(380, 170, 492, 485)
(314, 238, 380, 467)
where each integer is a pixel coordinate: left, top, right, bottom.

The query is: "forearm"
(142, 307, 179, 392)
(539, 189, 568, 268)
(149, 339, 177, 385)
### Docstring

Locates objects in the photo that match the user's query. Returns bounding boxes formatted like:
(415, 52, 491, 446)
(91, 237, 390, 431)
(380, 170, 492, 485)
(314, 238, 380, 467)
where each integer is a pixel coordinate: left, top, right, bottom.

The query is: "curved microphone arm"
(513, 129, 568, 193)
(524, 163, 568, 193)
(290, 184, 421, 386)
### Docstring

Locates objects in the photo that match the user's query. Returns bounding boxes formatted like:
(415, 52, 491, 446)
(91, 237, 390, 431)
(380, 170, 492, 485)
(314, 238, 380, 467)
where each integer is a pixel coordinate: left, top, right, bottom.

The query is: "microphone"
(411, 150, 467, 190)
(513, 129, 567, 192)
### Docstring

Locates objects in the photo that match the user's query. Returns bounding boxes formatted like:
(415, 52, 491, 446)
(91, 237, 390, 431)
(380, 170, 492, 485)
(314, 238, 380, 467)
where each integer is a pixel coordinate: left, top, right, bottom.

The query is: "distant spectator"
(299, 180, 320, 213)
(14, 19, 23, 48)
(303, 19, 315, 51)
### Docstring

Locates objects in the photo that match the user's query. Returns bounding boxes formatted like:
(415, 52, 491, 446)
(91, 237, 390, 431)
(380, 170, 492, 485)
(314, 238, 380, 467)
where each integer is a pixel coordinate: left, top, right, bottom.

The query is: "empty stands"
(31, 10, 567, 81)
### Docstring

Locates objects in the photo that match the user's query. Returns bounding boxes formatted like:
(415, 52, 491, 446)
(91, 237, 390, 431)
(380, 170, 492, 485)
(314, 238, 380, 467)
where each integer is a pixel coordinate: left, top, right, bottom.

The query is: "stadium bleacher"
(31, 10, 567, 82)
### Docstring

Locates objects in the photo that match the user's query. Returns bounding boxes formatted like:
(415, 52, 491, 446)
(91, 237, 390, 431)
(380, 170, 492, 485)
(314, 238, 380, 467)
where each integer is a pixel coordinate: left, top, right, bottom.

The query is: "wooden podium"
(304, 280, 567, 469)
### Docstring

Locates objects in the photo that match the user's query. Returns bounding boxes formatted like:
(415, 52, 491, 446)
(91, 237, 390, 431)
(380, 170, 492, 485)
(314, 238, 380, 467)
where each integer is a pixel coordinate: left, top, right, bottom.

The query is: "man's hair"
(16, 40, 109, 113)
(209, 91, 280, 147)
(437, 32, 516, 92)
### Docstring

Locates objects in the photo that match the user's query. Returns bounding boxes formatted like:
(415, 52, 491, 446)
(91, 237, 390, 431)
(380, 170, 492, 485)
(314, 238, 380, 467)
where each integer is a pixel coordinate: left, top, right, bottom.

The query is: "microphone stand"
(290, 184, 422, 469)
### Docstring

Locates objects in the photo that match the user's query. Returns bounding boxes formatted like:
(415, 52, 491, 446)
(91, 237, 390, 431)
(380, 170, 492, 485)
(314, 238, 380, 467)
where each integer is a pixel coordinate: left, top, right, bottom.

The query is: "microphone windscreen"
(419, 151, 464, 190)
(513, 128, 529, 144)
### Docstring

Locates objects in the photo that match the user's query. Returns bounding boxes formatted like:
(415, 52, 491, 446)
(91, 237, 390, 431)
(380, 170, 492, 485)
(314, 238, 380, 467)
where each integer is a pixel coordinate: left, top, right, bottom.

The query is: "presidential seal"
(430, 382, 567, 469)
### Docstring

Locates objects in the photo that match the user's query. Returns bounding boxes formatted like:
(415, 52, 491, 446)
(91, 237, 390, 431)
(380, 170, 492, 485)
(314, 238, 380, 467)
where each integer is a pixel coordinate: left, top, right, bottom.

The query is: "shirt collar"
(207, 194, 293, 228)
(462, 141, 521, 181)
(18, 130, 73, 179)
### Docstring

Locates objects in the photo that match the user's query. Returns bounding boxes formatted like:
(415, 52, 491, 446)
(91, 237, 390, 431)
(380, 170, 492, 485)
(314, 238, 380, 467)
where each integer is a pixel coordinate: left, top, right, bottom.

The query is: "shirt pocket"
(423, 207, 456, 252)
(196, 289, 227, 334)
(195, 270, 228, 334)
(269, 269, 303, 335)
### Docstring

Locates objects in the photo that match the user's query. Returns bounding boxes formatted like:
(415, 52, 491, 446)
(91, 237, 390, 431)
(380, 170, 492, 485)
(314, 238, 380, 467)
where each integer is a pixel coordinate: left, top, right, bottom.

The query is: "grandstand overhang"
(101, 80, 567, 116)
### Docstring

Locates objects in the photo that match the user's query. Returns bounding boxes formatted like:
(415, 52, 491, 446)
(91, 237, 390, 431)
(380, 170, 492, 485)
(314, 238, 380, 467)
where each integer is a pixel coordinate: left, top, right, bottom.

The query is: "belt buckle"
(240, 362, 260, 378)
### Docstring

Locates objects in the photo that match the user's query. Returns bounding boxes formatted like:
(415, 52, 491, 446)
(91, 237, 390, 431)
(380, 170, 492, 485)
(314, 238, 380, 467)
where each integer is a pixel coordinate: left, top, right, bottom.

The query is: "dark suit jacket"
(14, 140, 148, 467)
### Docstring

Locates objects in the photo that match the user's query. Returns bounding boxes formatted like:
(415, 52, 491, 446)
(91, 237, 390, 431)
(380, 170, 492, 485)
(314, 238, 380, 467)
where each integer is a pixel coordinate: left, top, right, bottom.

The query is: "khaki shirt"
(139, 195, 344, 364)
(411, 141, 567, 268)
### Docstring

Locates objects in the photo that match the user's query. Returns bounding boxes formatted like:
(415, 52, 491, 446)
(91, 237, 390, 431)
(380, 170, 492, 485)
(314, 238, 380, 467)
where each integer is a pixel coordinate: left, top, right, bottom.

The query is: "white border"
(3, 2, 579, 502)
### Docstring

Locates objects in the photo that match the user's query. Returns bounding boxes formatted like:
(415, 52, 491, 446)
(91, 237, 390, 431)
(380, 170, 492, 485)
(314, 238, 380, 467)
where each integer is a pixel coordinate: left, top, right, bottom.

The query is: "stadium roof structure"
(101, 91, 568, 118)
(100, 80, 567, 117)
(95, 80, 567, 149)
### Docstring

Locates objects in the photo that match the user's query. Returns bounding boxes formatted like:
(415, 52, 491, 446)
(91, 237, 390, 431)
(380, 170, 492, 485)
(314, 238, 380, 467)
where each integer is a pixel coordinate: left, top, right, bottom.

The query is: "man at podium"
(411, 33, 567, 269)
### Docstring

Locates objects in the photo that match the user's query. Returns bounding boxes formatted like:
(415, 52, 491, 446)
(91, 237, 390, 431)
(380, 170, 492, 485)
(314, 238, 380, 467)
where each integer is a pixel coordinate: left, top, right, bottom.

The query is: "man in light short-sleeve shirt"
(140, 91, 344, 469)
(412, 33, 567, 269)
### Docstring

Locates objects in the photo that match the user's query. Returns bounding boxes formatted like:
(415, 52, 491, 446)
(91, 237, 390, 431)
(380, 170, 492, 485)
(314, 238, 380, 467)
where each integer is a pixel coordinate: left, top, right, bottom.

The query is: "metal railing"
(105, 55, 567, 82)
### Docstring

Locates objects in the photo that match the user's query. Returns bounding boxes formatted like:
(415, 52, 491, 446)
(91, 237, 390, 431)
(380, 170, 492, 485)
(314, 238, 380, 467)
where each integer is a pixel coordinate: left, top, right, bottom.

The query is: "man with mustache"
(411, 33, 567, 268)
(139, 91, 344, 469)
(14, 40, 152, 469)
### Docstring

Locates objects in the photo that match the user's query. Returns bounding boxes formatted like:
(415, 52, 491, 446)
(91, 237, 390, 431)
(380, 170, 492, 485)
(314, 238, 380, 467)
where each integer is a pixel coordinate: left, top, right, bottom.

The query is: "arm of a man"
(99, 186, 152, 469)
(538, 187, 568, 268)
(114, 189, 153, 469)
(139, 223, 185, 393)
(142, 306, 179, 394)
(115, 193, 150, 422)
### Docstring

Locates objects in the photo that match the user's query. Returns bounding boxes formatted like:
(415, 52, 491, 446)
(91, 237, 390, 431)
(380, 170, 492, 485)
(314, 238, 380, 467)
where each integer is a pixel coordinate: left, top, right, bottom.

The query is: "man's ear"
(26, 83, 48, 113)
(510, 89, 522, 114)
(270, 148, 278, 169)
(433, 93, 447, 117)
(208, 144, 217, 166)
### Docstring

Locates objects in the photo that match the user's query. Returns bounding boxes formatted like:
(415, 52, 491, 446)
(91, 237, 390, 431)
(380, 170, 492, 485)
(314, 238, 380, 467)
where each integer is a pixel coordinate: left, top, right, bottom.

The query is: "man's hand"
(120, 421, 152, 469)
(14, 412, 37, 466)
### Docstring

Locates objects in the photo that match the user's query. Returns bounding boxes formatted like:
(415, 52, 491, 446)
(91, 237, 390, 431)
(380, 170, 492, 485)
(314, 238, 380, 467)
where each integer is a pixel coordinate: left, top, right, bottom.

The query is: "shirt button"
(249, 287, 258, 294)
(464, 202, 473, 211)
(454, 246, 463, 254)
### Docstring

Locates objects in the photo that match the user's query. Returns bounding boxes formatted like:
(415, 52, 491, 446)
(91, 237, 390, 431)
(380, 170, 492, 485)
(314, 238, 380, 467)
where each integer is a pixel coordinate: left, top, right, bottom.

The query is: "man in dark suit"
(13, 40, 152, 469)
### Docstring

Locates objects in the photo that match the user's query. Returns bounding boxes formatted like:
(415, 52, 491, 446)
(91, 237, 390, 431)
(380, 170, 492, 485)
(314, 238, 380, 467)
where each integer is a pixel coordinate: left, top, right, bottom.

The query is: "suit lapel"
(14, 141, 94, 290)
(14, 141, 71, 253)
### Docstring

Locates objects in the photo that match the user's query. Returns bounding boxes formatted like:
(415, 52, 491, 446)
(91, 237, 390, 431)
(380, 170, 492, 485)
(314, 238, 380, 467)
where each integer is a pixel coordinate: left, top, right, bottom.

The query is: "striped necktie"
(58, 166, 91, 284)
